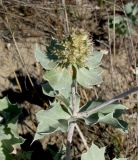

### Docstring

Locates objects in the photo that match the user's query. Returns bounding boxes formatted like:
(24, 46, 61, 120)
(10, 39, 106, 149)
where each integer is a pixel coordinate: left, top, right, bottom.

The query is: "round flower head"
(47, 28, 93, 67)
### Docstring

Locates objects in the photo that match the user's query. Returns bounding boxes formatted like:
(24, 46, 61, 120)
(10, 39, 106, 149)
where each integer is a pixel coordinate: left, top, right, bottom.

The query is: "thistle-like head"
(47, 28, 93, 67)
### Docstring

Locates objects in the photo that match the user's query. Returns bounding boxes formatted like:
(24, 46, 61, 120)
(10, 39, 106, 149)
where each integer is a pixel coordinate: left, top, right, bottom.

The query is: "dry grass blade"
(4, 16, 34, 88)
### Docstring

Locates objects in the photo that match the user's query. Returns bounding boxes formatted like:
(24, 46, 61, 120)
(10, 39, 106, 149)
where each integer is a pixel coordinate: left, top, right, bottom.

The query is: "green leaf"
(113, 158, 127, 160)
(0, 126, 12, 160)
(15, 150, 32, 160)
(124, 2, 137, 15)
(81, 143, 127, 160)
(124, 2, 133, 14)
(56, 95, 70, 107)
(0, 97, 10, 111)
(0, 97, 21, 137)
(81, 143, 105, 160)
(86, 51, 103, 69)
(0, 125, 24, 160)
(77, 67, 102, 88)
(42, 82, 58, 97)
(83, 113, 99, 125)
(0, 97, 24, 160)
(34, 101, 71, 141)
(43, 67, 72, 97)
(113, 16, 124, 24)
(2, 136, 23, 160)
(98, 112, 128, 131)
(79, 101, 127, 131)
(47, 144, 65, 160)
(79, 101, 126, 114)
(35, 45, 58, 70)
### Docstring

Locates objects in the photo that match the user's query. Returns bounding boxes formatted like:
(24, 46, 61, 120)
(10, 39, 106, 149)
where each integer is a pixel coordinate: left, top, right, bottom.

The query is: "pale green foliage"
(109, 2, 138, 35)
(35, 44, 58, 70)
(79, 101, 127, 131)
(77, 67, 102, 88)
(81, 143, 105, 160)
(0, 97, 10, 109)
(113, 158, 127, 160)
(35, 44, 103, 97)
(0, 97, 25, 160)
(81, 143, 127, 160)
(47, 144, 66, 160)
(85, 51, 103, 69)
(43, 67, 72, 97)
(0, 126, 11, 160)
(34, 29, 127, 160)
(34, 101, 71, 141)
(42, 82, 57, 97)
(124, 2, 138, 20)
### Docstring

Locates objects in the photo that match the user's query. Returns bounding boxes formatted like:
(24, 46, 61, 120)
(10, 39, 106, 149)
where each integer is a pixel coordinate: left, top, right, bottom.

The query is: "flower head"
(47, 28, 93, 67)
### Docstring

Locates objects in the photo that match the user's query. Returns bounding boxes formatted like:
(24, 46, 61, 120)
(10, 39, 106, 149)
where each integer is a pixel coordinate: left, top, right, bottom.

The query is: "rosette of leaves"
(35, 28, 103, 98)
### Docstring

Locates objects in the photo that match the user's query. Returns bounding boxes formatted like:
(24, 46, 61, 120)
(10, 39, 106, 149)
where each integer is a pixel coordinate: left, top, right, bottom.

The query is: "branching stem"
(75, 124, 89, 150)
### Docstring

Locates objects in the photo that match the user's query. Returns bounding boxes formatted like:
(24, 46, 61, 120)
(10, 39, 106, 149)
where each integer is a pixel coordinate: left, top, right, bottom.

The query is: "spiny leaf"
(16, 151, 32, 160)
(0, 97, 10, 111)
(47, 144, 66, 160)
(0, 97, 24, 160)
(79, 101, 126, 114)
(79, 101, 127, 131)
(0, 125, 24, 160)
(98, 112, 128, 132)
(81, 143, 105, 160)
(86, 51, 103, 69)
(0, 126, 11, 160)
(124, 2, 138, 15)
(43, 67, 72, 97)
(0, 97, 21, 123)
(77, 67, 102, 88)
(81, 143, 127, 160)
(34, 101, 71, 141)
(113, 158, 127, 160)
(1, 135, 23, 160)
(35, 45, 58, 70)
(42, 82, 58, 97)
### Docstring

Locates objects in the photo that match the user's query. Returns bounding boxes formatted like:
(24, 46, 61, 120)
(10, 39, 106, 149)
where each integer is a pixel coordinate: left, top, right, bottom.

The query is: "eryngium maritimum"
(47, 28, 93, 67)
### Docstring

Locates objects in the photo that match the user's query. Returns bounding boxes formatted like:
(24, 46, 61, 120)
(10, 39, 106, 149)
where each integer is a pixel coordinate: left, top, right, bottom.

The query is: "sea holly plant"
(34, 28, 131, 160)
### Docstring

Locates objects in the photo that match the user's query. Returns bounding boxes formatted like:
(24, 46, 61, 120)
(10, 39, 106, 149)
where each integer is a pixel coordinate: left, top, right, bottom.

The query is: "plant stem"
(72, 81, 78, 116)
(75, 124, 89, 150)
(66, 123, 75, 160)
(66, 80, 77, 160)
